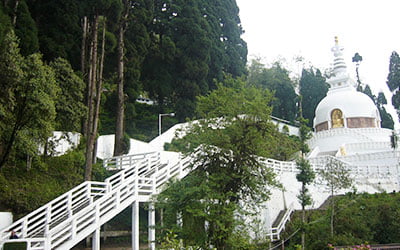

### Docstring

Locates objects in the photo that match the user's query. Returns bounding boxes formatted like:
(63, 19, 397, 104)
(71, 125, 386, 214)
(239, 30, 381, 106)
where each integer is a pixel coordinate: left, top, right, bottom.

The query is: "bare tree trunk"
(26, 154, 32, 170)
(92, 18, 106, 163)
(85, 20, 94, 138)
(12, 0, 19, 26)
(81, 16, 88, 136)
(114, 0, 130, 156)
(84, 15, 99, 181)
(81, 16, 88, 76)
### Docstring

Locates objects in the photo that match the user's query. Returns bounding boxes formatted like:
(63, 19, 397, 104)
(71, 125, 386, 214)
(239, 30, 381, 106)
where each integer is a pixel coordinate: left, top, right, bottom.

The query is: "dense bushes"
(282, 192, 400, 249)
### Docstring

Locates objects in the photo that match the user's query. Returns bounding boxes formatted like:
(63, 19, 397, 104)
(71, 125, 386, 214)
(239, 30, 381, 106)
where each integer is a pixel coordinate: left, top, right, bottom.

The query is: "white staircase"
(267, 203, 295, 241)
(0, 151, 192, 250)
(1, 148, 396, 249)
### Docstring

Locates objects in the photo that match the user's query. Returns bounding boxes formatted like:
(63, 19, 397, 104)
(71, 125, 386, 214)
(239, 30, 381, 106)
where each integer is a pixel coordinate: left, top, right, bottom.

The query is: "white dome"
(314, 88, 380, 128)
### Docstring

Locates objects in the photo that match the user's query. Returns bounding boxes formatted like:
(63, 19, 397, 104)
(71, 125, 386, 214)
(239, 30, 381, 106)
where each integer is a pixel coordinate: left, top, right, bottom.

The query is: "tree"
(247, 60, 298, 122)
(295, 109, 315, 250)
(157, 76, 300, 249)
(0, 31, 58, 169)
(352, 52, 363, 91)
(50, 58, 87, 132)
(142, 0, 247, 121)
(387, 51, 400, 121)
(0, 3, 12, 46)
(299, 68, 329, 127)
(319, 157, 353, 237)
(3, 0, 39, 56)
(376, 91, 394, 129)
(114, 0, 130, 157)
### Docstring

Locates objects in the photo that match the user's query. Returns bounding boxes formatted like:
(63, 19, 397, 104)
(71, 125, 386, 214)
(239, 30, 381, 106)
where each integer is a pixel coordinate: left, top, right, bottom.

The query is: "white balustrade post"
(22, 220, 28, 238)
(44, 206, 51, 237)
(132, 201, 140, 250)
(148, 203, 156, 250)
(68, 192, 73, 217)
(92, 228, 100, 250)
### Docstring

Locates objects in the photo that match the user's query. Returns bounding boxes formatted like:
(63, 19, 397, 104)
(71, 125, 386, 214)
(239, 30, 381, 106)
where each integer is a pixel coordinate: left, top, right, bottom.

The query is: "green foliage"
(376, 91, 394, 129)
(352, 52, 363, 90)
(247, 60, 298, 122)
(299, 68, 329, 127)
(13, 0, 39, 56)
(357, 85, 394, 129)
(157, 76, 301, 249)
(319, 158, 353, 238)
(296, 158, 314, 186)
(50, 58, 86, 132)
(319, 158, 353, 194)
(0, 31, 59, 168)
(143, 0, 247, 121)
(0, 4, 12, 47)
(387, 51, 400, 121)
(0, 149, 85, 217)
(284, 192, 400, 249)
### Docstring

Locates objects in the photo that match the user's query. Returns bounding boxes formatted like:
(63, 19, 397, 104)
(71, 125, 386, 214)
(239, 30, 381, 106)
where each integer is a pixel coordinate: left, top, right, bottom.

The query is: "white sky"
(236, 0, 400, 127)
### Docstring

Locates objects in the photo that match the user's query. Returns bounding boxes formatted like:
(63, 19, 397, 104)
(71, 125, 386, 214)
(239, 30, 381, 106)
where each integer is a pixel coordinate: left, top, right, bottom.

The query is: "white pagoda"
(308, 37, 399, 169)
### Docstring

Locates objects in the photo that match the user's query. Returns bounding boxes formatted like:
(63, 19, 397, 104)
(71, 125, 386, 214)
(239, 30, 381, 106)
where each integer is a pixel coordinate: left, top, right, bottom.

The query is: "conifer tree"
(295, 106, 315, 250)
(387, 51, 400, 121)
(299, 68, 329, 127)
(0, 31, 58, 169)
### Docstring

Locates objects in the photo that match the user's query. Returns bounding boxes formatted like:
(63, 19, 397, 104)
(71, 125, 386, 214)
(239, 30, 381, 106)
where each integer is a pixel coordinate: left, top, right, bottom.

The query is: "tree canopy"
(299, 68, 329, 127)
(247, 59, 298, 122)
(158, 76, 301, 249)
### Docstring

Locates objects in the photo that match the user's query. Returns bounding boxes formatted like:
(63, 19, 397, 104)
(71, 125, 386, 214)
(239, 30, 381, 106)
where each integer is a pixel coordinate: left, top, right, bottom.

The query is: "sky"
(235, 0, 400, 127)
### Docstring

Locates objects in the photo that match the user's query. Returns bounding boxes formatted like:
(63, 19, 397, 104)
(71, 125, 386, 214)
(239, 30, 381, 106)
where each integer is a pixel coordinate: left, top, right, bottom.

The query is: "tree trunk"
(114, 1, 130, 157)
(81, 16, 88, 136)
(84, 15, 99, 181)
(330, 190, 334, 237)
(301, 195, 306, 250)
(92, 19, 106, 163)
(11, 0, 19, 26)
(0, 122, 19, 169)
(81, 16, 88, 77)
(0, 100, 26, 169)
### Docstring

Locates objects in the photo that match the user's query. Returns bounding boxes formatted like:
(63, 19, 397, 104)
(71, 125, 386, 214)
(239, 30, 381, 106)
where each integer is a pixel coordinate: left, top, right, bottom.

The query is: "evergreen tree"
(362, 84, 375, 102)
(299, 68, 329, 127)
(296, 112, 315, 250)
(248, 60, 298, 122)
(50, 58, 87, 132)
(352, 52, 363, 91)
(0, 4, 12, 46)
(142, 0, 247, 121)
(387, 51, 400, 121)
(0, 31, 58, 169)
(13, 0, 38, 56)
(27, 0, 83, 68)
(376, 92, 394, 129)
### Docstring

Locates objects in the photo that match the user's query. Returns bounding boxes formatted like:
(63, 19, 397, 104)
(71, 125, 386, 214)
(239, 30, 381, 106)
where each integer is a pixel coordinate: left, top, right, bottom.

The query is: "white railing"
(344, 141, 391, 153)
(0, 147, 397, 249)
(2, 238, 48, 250)
(267, 203, 295, 241)
(103, 151, 160, 170)
(0, 151, 194, 250)
(0, 181, 108, 243)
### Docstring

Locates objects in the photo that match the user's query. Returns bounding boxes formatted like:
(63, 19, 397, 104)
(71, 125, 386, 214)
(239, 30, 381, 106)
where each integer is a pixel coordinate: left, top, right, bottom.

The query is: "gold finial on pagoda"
(335, 36, 339, 45)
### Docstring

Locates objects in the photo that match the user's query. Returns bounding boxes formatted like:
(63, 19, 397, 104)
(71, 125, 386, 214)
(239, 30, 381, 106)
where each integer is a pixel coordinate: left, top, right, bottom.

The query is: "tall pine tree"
(387, 51, 400, 121)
